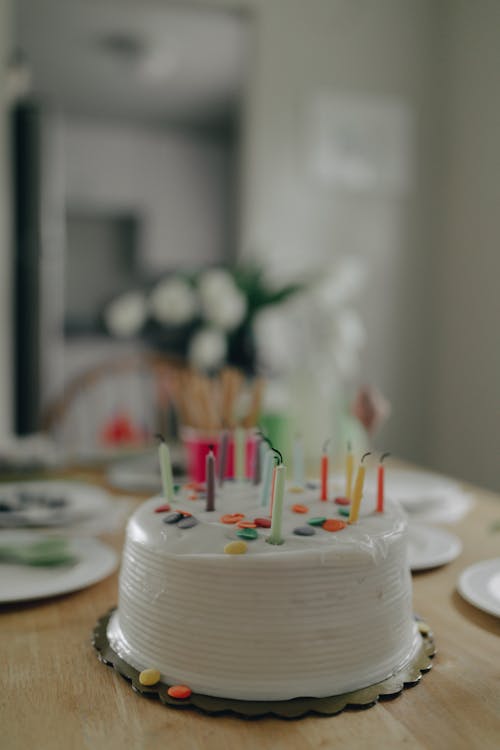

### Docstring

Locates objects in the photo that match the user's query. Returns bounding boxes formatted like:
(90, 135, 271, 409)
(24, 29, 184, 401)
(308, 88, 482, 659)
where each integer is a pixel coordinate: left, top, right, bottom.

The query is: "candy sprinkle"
(177, 516, 198, 529)
(154, 504, 171, 513)
(174, 509, 192, 517)
(220, 513, 245, 524)
(163, 512, 183, 525)
(236, 527, 259, 540)
(308, 517, 327, 526)
(323, 519, 347, 532)
(334, 496, 350, 506)
(254, 517, 272, 528)
(139, 669, 161, 686)
(236, 520, 257, 529)
(167, 685, 192, 700)
(338, 507, 350, 517)
(291, 503, 309, 514)
(293, 525, 316, 536)
(224, 540, 248, 555)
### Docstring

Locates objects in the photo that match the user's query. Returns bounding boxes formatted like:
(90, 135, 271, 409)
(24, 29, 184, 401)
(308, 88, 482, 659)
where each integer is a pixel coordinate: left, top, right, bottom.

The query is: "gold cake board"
(92, 608, 435, 719)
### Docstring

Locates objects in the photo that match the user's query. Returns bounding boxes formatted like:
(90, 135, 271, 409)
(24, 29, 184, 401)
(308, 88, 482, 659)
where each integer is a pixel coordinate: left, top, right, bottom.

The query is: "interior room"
(1, 1, 499, 747)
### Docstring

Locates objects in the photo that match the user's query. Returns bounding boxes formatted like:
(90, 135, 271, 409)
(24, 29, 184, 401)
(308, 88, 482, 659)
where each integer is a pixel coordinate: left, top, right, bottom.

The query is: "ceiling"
(16, 0, 251, 127)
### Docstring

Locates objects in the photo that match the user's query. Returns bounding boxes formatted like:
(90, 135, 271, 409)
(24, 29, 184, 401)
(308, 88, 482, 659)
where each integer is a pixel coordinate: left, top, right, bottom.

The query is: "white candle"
(234, 427, 245, 482)
(157, 435, 175, 503)
(293, 434, 305, 487)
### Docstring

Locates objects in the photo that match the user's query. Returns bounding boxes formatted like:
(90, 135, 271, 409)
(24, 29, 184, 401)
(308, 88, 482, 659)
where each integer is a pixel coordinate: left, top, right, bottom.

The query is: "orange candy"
(188, 493, 198, 501)
(220, 513, 245, 525)
(322, 519, 346, 532)
(167, 685, 192, 700)
(292, 504, 309, 514)
(236, 520, 257, 529)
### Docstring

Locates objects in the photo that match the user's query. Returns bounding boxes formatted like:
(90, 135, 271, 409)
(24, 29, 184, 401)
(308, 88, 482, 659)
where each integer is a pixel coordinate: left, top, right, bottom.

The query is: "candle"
(268, 463, 286, 545)
(252, 437, 262, 485)
(320, 438, 330, 501)
(157, 434, 175, 503)
(269, 464, 277, 515)
(234, 427, 245, 482)
(218, 430, 229, 486)
(293, 434, 305, 488)
(345, 441, 354, 500)
(377, 452, 390, 513)
(259, 437, 268, 483)
(348, 452, 371, 524)
(259, 448, 274, 507)
(206, 445, 216, 512)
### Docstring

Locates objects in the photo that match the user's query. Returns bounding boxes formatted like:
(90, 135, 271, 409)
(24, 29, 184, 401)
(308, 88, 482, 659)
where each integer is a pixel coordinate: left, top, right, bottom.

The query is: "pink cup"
(181, 427, 258, 483)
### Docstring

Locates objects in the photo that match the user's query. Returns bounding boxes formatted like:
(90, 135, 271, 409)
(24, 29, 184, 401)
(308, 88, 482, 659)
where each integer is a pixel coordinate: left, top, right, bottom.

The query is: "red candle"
(377, 452, 390, 513)
(320, 455, 328, 501)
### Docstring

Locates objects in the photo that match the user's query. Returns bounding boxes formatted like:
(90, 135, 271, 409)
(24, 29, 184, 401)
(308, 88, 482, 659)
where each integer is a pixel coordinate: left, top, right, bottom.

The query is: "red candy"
(334, 497, 350, 506)
(323, 519, 346, 532)
(154, 504, 171, 513)
(167, 684, 192, 700)
(254, 517, 272, 528)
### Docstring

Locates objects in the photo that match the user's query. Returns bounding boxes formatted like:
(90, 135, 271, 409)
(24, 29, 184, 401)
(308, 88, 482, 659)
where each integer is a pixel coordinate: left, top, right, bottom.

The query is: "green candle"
(157, 435, 175, 503)
(268, 464, 286, 545)
(234, 427, 245, 482)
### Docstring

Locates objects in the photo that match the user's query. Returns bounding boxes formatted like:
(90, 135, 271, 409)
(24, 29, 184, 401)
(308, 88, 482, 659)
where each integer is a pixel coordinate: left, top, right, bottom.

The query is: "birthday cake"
(107, 478, 420, 702)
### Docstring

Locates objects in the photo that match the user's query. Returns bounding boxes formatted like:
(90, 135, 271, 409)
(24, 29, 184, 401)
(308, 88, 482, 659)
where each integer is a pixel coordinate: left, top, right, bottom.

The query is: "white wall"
(63, 116, 231, 272)
(426, 0, 500, 491)
(237, 0, 437, 462)
(0, 0, 12, 438)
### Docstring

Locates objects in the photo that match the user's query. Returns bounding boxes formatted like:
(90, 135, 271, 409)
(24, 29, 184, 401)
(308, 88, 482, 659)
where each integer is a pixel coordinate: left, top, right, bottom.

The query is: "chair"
(41, 352, 185, 460)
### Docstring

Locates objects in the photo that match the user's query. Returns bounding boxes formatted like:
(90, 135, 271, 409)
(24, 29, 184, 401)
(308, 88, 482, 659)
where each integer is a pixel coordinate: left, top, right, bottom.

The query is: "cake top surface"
(126, 478, 407, 563)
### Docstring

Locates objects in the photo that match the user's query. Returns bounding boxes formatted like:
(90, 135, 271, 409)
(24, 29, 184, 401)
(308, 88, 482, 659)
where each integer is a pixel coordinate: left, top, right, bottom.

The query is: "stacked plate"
(0, 480, 131, 603)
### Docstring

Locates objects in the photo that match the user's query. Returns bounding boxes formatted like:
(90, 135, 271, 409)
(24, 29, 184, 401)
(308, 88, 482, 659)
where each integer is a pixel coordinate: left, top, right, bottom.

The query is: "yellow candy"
(224, 540, 248, 555)
(139, 668, 161, 686)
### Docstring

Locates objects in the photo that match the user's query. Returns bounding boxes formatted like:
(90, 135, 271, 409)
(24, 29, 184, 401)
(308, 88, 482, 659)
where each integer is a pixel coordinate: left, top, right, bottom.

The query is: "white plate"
(0, 480, 113, 529)
(408, 523, 462, 571)
(0, 532, 118, 603)
(457, 558, 500, 618)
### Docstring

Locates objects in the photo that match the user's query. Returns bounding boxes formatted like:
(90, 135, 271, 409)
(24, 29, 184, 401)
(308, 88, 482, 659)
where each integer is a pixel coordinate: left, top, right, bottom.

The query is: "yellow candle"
(345, 443, 354, 500)
(348, 452, 371, 524)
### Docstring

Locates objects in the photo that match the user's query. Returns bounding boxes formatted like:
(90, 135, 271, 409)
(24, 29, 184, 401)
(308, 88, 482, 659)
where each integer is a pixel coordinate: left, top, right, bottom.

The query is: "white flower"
(150, 277, 197, 326)
(104, 291, 147, 338)
(253, 304, 297, 373)
(314, 256, 366, 310)
(188, 327, 227, 371)
(198, 269, 247, 331)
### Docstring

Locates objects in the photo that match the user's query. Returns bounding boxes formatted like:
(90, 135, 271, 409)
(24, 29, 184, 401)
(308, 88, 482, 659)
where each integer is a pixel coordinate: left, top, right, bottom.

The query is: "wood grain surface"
(2, 467, 500, 750)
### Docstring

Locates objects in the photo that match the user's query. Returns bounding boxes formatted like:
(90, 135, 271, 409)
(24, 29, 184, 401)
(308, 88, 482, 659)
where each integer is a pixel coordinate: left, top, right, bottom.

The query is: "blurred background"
(0, 0, 498, 490)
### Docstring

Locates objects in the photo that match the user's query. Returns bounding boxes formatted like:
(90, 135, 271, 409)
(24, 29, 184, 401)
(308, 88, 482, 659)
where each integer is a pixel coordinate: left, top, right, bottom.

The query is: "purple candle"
(206, 446, 216, 512)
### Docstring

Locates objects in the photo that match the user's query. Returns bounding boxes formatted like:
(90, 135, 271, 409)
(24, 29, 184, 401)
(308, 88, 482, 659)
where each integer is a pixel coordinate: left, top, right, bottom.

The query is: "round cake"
(108, 481, 420, 701)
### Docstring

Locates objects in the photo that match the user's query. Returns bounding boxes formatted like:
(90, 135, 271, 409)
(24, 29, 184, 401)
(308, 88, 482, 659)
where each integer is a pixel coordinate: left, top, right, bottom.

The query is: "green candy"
(174, 484, 181, 493)
(338, 507, 350, 517)
(236, 528, 259, 540)
(308, 517, 327, 526)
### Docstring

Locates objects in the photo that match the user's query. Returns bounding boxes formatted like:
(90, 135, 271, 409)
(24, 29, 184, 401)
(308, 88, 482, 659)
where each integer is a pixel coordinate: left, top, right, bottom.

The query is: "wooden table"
(2, 469, 500, 749)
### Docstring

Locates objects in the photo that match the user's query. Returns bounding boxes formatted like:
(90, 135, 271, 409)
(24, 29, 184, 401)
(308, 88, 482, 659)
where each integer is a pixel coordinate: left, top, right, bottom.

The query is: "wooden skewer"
(243, 377, 265, 428)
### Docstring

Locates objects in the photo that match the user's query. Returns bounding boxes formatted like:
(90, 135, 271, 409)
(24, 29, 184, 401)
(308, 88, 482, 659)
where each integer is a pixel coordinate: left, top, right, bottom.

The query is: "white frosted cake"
(108, 482, 419, 701)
